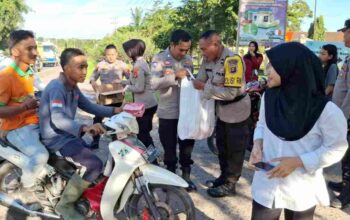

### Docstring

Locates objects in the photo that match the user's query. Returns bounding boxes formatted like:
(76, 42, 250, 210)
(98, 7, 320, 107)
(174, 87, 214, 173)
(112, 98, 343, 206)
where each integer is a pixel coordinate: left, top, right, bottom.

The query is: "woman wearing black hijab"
(248, 42, 348, 220)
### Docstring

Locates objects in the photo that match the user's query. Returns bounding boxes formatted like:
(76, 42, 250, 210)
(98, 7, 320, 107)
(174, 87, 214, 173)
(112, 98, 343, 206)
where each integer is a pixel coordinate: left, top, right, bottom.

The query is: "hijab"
(265, 42, 329, 141)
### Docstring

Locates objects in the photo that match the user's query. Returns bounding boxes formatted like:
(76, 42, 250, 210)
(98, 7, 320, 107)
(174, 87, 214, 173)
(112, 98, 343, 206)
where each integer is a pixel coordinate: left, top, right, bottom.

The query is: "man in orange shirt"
(0, 30, 49, 191)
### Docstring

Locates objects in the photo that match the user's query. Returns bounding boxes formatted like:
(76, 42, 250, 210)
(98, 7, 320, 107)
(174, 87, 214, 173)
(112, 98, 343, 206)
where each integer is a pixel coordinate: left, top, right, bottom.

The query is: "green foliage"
(0, 0, 29, 48)
(95, 28, 157, 63)
(287, 0, 313, 31)
(308, 15, 326, 41)
(130, 7, 144, 31)
(141, 4, 178, 50)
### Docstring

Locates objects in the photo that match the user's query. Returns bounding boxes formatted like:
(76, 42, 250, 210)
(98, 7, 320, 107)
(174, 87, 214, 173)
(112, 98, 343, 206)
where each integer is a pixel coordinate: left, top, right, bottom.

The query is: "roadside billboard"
(238, 0, 288, 47)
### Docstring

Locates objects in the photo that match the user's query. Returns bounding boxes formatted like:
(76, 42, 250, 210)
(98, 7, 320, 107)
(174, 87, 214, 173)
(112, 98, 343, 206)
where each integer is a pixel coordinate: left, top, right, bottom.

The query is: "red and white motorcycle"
(0, 110, 195, 219)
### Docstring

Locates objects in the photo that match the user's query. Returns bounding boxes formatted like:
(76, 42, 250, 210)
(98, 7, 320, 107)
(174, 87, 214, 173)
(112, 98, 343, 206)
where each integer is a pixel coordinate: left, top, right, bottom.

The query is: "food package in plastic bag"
(178, 71, 215, 140)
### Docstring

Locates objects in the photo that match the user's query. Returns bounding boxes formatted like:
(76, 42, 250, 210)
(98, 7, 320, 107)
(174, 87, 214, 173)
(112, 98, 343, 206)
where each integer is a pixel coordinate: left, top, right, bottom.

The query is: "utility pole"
(313, 0, 317, 39)
(111, 17, 118, 33)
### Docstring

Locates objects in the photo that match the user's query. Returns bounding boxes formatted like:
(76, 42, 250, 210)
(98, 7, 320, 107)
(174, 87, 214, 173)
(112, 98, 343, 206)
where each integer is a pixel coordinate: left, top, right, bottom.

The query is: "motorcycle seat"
(48, 154, 77, 179)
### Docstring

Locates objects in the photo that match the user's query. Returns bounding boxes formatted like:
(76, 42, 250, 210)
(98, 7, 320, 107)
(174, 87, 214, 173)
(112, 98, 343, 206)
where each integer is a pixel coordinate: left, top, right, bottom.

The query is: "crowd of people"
(0, 18, 349, 220)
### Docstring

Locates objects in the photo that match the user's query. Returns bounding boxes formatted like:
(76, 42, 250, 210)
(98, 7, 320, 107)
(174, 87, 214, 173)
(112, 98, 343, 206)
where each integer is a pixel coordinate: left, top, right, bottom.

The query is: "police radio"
(224, 55, 244, 88)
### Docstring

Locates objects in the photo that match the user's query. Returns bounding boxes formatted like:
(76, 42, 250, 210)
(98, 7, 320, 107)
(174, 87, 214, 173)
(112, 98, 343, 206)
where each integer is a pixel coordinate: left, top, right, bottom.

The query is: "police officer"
(90, 44, 129, 148)
(150, 29, 196, 191)
(193, 30, 251, 197)
(330, 19, 350, 209)
(121, 39, 158, 149)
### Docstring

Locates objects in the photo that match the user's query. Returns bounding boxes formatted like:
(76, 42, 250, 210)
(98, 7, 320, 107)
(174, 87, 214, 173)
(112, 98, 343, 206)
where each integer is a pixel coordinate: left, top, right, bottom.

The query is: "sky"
(22, 0, 349, 39)
(301, 0, 349, 32)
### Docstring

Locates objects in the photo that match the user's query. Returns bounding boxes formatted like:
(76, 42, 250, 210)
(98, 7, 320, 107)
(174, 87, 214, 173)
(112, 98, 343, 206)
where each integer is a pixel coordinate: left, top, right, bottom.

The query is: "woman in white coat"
(249, 42, 348, 220)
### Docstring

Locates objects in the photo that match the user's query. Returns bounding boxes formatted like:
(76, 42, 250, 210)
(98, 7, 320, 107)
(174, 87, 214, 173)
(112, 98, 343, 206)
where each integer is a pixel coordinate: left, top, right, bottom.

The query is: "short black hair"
(60, 48, 85, 68)
(200, 30, 220, 40)
(122, 39, 146, 62)
(105, 44, 117, 50)
(170, 29, 192, 45)
(9, 30, 35, 52)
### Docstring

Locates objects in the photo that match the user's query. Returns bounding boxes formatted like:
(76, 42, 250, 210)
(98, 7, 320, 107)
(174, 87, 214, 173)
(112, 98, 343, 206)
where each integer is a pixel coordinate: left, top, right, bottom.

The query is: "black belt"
(218, 93, 247, 106)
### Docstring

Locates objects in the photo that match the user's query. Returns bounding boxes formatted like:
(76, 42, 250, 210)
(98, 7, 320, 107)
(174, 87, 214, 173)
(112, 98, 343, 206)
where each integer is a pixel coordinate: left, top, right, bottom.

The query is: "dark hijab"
(265, 42, 329, 141)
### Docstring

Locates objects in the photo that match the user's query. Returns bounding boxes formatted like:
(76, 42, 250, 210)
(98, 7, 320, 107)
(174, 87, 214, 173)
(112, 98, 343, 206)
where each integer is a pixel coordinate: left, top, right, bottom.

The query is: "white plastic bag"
(178, 71, 215, 140)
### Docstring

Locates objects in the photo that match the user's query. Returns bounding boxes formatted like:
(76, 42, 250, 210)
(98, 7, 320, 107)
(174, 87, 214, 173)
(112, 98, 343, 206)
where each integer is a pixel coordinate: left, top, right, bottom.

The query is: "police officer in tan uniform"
(193, 30, 251, 197)
(329, 19, 350, 209)
(90, 44, 129, 148)
(121, 39, 158, 149)
(151, 30, 196, 191)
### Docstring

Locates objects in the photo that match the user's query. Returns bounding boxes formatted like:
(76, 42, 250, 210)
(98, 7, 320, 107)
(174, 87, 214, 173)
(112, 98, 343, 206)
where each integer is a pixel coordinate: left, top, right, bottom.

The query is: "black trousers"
(92, 102, 122, 145)
(158, 118, 195, 170)
(136, 105, 157, 147)
(216, 118, 250, 183)
(341, 133, 350, 182)
(251, 200, 316, 220)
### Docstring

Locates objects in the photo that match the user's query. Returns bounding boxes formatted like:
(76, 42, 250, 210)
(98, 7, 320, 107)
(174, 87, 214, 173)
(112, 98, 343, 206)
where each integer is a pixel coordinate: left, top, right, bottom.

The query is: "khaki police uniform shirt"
(196, 47, 251, 124)
(91, 60, 128, 84)
(333, 55, 350, 119)
(122, 57, 157, 109)
(150, 48, 193, 119)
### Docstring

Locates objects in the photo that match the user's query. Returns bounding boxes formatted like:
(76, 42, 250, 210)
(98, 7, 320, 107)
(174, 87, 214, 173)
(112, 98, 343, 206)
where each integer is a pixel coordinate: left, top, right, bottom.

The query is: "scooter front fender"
(139, 164, 188, 188)
(100, 141, 145, 220)
(114, 164, 189, 214)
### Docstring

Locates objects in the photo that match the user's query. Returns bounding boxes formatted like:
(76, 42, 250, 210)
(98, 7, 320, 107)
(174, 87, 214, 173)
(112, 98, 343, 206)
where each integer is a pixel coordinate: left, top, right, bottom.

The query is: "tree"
(287, 0, 313, 31)
(0, 0, 29, 48)
(308, 15, 326, 41)
(176, 0, 239, 48)
(131, 7, 144, 31)
(141, 3, 178, 50)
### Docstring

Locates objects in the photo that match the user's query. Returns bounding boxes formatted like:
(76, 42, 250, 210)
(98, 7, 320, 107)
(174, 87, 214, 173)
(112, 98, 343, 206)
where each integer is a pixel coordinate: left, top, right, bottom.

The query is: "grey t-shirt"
(325, 64, 338, 87)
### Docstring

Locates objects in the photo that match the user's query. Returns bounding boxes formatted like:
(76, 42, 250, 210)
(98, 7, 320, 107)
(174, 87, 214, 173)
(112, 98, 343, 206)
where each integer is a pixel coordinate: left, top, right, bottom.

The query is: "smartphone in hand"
(253, 162, 275, 172)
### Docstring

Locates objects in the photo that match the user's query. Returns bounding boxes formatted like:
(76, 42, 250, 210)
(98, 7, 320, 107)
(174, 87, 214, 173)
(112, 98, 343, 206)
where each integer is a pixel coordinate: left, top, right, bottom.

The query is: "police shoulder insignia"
(133, 68, 139, 78)
(164, 60, 172, 66)
(224, 55, 244, 88)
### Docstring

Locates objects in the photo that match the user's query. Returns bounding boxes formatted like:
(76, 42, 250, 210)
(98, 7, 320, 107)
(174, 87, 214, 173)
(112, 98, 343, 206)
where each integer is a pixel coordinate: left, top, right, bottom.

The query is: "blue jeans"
(7, 124, 49, 188)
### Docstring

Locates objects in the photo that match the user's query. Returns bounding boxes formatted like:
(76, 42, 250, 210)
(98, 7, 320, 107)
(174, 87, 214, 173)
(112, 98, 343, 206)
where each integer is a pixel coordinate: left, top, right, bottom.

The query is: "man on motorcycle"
(0, 30, 49, 192)
(39, 48, 122, 220)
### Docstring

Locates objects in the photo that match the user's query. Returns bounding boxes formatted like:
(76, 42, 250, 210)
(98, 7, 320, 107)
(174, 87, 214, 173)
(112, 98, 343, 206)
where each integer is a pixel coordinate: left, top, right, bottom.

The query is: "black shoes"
(205, 175, 226, 188)
(331, 181, 350, 209)
(207, 182, 236, 198)
(182, 167, 197, 192)
(328, 181, 343, 193)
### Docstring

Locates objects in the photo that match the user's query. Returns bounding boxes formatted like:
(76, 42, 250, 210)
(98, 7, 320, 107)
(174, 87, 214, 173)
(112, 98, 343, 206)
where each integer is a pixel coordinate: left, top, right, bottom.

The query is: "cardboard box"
(96, 83, 124, 105)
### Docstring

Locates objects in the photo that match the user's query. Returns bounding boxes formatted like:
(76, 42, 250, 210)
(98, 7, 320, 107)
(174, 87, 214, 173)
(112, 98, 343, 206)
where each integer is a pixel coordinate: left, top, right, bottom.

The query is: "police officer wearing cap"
(193, 30, 251, 197)
(150, 29, 196, 191)
(329, 18, 350, 209)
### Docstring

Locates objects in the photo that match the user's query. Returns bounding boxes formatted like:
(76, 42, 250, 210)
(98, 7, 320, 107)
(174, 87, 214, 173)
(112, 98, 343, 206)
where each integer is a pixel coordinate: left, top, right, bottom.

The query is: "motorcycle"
(207, 78, 267, 155)
(0, 111, 195, 219)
